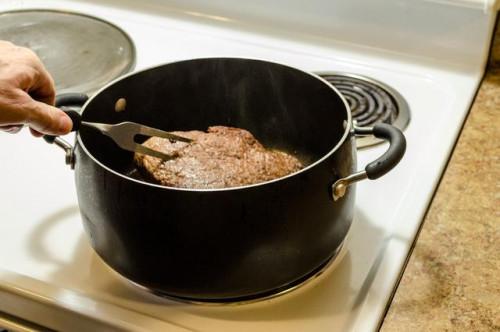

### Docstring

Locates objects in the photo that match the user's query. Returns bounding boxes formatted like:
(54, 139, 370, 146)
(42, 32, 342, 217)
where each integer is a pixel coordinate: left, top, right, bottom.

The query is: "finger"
(28, 63, 56, 105)
(13, 47, 56, 105)
(0, 125, 23, 134)
(29, 127, 43, 137)
(26, 100, 73, 135)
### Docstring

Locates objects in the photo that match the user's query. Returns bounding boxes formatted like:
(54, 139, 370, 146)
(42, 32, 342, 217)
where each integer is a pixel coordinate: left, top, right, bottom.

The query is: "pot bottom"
(120, 241, 346, 305)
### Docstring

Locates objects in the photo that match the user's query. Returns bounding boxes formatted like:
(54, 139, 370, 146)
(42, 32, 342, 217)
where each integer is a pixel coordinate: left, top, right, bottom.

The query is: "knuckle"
(0, 85, 24, 103)
(0, 40, 14, 48)
(17, 46, 37, 58)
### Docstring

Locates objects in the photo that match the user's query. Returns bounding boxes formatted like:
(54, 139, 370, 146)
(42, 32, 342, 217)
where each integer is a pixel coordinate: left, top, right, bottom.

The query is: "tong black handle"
(62, 109, 82, 132)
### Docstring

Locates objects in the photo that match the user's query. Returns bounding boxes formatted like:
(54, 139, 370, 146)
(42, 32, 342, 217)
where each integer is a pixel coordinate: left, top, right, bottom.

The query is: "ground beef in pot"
(134, 126, 303, 189)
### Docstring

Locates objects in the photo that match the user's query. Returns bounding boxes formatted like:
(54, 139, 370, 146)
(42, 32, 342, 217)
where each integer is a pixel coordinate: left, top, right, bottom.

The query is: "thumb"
(27, 100, 73, 135)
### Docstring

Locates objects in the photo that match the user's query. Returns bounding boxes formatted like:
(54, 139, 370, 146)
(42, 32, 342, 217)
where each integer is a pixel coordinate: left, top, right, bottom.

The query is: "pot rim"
(77, 57, 353, 192)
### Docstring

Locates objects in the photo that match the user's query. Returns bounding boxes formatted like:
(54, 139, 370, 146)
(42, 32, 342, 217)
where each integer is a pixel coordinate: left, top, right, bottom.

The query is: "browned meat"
(134, 126, 303, 189)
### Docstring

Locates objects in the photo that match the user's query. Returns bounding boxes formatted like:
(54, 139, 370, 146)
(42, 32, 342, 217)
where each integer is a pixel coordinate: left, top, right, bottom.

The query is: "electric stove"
(0, 0, 497, 331)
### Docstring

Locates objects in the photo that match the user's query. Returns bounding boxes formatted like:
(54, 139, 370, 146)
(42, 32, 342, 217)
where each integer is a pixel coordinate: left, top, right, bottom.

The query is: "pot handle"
(43, 93, 89, 168)
(332, 123, 406, 201)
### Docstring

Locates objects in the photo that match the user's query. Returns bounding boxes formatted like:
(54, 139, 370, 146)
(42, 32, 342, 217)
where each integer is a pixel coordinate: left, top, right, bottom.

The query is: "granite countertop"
(380, 19, 500, 332)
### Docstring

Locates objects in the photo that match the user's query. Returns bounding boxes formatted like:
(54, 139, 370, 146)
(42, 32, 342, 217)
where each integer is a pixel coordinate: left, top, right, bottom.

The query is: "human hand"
(0, 40, 72, 136)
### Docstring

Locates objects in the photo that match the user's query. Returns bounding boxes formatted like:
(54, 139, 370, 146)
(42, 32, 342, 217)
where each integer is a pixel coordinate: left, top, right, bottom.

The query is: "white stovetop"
(0, 0, 496, 331)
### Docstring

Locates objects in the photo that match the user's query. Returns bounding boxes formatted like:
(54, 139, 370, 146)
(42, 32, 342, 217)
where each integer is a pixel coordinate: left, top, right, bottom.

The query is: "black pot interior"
(79, 58, 349, 181)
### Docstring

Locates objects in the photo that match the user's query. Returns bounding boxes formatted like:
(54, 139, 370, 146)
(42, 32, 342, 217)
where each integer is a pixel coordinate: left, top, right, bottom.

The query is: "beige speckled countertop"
(380, 19, 500, 332)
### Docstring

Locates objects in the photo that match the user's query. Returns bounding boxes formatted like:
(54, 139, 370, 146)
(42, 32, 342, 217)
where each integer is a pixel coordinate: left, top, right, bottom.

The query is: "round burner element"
(317, 73, 410, 148)
(0, 9, 135, 95)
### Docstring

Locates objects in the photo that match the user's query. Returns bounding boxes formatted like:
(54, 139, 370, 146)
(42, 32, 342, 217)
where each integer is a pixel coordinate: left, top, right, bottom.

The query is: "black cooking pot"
(45, 58, 405, 302)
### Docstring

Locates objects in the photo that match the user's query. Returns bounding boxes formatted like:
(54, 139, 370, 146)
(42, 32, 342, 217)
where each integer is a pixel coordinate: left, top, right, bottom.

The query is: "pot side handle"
(43, 93, 89, 168)
(332, 123, 406, 201)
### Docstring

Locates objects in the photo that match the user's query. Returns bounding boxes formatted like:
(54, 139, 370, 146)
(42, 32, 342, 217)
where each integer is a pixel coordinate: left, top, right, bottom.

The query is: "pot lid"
(0, 9, 135, 95)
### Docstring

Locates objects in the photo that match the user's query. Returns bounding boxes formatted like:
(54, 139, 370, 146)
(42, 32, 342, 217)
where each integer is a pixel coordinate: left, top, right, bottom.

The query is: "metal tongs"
(45, 110, 192, 160)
